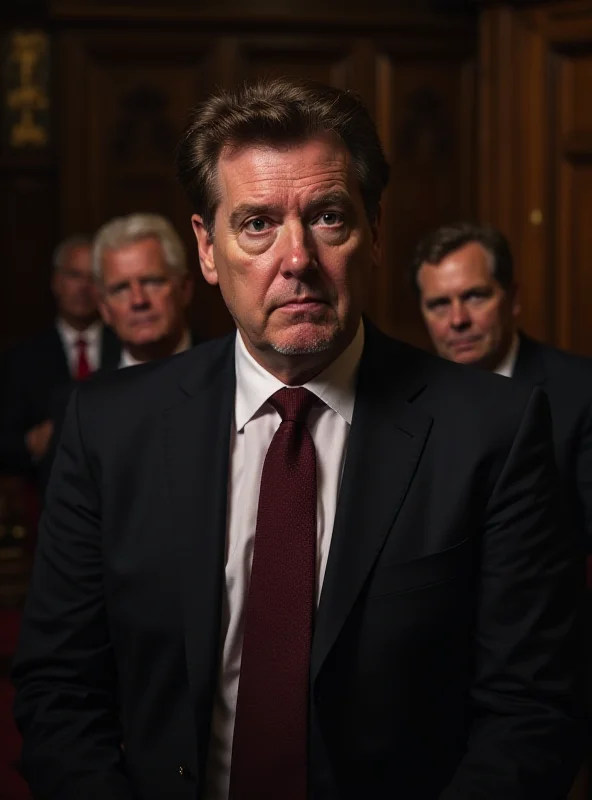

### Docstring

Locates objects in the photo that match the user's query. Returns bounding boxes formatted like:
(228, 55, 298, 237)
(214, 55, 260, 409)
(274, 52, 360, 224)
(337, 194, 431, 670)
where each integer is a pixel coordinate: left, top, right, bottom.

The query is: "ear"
(192, 215, 218, 286)
(370, 207, 382, 268)
(97, 292, 112, 327)
(510, 283, 521, 318)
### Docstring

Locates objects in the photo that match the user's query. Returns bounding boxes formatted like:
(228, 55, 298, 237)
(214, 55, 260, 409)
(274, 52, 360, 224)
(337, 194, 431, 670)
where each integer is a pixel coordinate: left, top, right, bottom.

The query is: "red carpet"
(0, 608, 31, 799)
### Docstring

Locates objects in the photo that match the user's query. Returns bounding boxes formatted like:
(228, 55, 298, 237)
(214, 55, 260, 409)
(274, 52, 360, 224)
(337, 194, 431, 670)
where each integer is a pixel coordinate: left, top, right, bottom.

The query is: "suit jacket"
(513, 333, 592, 554)
(0, 324, 120, 477)
(12, 325, 583, 800)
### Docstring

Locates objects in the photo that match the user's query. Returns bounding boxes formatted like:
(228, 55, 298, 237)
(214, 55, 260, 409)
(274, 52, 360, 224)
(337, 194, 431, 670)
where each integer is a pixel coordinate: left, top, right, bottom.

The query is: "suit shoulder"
(375, 334, 542, 445)
(386, 335, 535, 405)
(76, 333, 234, 414)
(5, 328, 60, 361)
(533, 339, 592, 386)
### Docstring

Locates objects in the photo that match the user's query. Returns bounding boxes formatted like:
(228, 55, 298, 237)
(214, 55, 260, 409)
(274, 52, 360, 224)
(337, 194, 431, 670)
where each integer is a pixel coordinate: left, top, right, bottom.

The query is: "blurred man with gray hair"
(0, 235, 120, 477)
(92, 213, 196, 367)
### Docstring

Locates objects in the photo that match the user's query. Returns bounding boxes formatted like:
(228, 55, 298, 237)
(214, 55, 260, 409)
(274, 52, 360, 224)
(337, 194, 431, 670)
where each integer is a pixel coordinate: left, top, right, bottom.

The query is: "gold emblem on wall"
(5, 30, 50, 148)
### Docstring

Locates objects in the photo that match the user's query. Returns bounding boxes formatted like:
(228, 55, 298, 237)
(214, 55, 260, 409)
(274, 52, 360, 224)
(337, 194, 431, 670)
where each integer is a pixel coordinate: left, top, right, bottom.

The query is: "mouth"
(130, 317, 159, 327)
(449, 337, 480, 351)
(277, 298, 328, 310)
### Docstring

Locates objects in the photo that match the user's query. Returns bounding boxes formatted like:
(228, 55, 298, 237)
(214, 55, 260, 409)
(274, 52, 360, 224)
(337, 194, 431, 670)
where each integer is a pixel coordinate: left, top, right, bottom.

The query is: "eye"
(465, 291, 489, 304)
(107, 284, 127, 297)
(315, 212, 343, 227)
(245, 218, 271, 233)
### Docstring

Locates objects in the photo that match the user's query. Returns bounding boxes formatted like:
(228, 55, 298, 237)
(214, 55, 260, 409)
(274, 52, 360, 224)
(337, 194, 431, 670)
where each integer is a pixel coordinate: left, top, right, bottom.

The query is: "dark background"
(1, 0, 591, 356)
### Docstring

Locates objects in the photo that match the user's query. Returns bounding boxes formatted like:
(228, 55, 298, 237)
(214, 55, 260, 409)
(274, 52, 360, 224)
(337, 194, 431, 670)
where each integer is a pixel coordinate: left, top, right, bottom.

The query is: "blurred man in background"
(93, 213, 196, 367)
(45, 214, 198, 469)
(0, 235, 120, 477)
(413, 220, 592, 558)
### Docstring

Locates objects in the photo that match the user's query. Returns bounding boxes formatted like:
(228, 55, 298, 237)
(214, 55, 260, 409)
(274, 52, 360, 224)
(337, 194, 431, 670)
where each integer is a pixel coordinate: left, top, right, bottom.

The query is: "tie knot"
(75, 337, 87, 350)
(269, 387, 316, 423)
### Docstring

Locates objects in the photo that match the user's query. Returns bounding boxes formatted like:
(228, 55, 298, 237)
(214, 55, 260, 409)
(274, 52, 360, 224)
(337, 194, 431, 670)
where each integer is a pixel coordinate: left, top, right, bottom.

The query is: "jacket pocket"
(367, 537, 470, 597)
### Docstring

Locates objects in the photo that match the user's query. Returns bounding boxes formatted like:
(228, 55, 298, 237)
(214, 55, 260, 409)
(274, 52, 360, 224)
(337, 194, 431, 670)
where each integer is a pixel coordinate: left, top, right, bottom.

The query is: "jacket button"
(178, 765, 185, 777)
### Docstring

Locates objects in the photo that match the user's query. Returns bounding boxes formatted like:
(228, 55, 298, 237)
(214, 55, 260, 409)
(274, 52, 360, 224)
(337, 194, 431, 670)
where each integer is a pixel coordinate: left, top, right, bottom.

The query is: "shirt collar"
(56, 318, 102, 347)
(119, 329, 192, 369)
(234, 320, 364, 432)
(494, 332, 520, 378)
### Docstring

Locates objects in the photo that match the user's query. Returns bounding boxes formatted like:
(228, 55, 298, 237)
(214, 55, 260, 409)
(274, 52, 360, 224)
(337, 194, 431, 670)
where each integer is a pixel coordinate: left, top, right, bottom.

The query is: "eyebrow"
(228, 190, 354, 232)
(228, 203, 281, 232)
(424, 285, 494, 305)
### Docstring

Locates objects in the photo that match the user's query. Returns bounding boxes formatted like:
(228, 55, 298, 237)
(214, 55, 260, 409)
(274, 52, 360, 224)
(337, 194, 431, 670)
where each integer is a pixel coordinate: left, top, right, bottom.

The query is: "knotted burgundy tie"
(74, 337, 90, 380)
(229, 387, 317, 800)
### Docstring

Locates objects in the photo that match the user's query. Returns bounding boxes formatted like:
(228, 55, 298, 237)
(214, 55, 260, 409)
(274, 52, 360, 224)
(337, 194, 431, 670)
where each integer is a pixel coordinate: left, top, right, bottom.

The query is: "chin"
(271, 322, 341, 357)
(450, 351, 481, 366)
(129, 331, 162, 346)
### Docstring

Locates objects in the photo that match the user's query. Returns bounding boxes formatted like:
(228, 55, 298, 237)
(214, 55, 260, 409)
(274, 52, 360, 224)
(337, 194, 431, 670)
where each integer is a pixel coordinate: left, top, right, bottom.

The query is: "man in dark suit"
(12, 79, 584, 800)
(0, 235, 120, 478)
(412, 221, 592, 557)
(44, 214, 199, 491)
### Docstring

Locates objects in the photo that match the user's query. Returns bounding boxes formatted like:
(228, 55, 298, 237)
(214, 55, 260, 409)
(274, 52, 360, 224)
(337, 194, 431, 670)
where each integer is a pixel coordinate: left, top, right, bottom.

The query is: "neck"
(125, 328, 187, 363)
(487, 330, 519, 373)
(60, 314, 99, 333)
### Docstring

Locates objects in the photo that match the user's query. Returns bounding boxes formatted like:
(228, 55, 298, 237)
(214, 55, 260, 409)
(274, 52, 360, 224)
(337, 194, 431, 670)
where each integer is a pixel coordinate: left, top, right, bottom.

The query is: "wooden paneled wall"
(480, 0, 592, 357)
(0, 1, 478, 352)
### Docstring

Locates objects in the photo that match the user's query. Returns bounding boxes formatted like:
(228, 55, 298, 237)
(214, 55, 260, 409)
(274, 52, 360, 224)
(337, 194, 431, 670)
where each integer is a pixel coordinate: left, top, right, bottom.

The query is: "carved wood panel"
(234, 38, 355, 88)
(554, 49, 592, 354)
(480, 2, 592, 356)
(374, 42, 477, 345)
(58, 30, 232, 338)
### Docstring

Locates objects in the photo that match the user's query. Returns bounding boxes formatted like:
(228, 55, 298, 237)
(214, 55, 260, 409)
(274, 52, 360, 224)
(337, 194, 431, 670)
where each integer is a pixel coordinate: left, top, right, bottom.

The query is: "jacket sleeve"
(11, 387, 134, 800)
(440, 387, 586, 800)
(575, 400, 592, 556)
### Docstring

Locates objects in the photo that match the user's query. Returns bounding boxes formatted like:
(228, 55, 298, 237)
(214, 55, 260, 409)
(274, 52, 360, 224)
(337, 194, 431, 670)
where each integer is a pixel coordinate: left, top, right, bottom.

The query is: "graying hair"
(52, 235, 90, 273)
(92, 213, 187, 283)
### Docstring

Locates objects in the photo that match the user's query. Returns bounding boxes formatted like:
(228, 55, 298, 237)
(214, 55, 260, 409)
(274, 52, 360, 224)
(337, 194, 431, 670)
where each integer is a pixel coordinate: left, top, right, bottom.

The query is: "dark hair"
(410, 222, 515, 293)
(175, 76, 390, 235)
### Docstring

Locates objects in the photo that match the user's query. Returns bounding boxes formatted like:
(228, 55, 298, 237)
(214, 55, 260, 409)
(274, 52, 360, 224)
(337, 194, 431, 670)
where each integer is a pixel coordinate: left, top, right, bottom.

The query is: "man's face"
(98, 236, 192, 349)
(52, 244, 97, 325)
(192, 134, 380, 378)
(417, 242, 520, 370)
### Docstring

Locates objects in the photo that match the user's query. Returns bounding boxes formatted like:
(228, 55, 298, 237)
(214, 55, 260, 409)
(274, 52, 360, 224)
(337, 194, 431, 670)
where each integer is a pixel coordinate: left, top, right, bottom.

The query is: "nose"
(449, 300, 471, 331)
(129, 281, 150, 309)
(279, 223, 317, 278)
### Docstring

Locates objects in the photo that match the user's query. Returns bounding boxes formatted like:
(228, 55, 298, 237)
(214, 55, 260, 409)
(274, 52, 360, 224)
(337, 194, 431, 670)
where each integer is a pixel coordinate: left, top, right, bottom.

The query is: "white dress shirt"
(56, 318, 102, 376)
(205, 322, 364, 800)
(119, 329, 192, 368)
(494, 333, 520, 378)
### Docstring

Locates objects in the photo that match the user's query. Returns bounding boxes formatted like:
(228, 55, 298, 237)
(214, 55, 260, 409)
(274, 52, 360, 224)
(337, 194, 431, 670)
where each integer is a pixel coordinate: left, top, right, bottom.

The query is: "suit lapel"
(512, 332, 547, 388)
(100, 326, 121, 370)
(311, 331, 433, 683)
(163, 336, 235, 777)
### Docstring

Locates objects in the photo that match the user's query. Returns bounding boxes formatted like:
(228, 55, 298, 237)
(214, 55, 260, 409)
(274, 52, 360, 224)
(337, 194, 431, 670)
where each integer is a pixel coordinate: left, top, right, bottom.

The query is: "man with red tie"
(13, 78, 584, 799)
(0, 235, 120, 478)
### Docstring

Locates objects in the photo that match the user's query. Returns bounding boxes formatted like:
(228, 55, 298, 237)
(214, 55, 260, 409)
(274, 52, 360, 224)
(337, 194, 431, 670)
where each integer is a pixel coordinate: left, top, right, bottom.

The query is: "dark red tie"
(75, 337, 90, 380)
(229, 387, 317, 800)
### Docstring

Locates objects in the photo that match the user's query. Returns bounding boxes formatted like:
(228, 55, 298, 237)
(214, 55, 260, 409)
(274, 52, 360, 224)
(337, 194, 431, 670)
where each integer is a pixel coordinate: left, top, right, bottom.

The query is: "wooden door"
(480, 0, 592, 356)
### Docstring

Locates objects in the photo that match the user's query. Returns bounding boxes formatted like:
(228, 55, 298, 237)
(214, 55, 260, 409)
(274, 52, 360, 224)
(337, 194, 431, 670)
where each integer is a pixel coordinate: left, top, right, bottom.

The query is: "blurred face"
(192, 134, 380, 383)
(417, 242, 520, 370)
(52, 244, 98, 327)
(98, 236, 193, 353)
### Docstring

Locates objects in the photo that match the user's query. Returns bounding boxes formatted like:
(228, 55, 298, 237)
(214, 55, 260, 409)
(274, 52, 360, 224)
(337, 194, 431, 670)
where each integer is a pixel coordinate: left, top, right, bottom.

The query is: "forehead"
(215, 134, 358, 209)
(419, 242, 497, 295)
(62, 245, 91, 270)
(102, 236, 167, 280)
